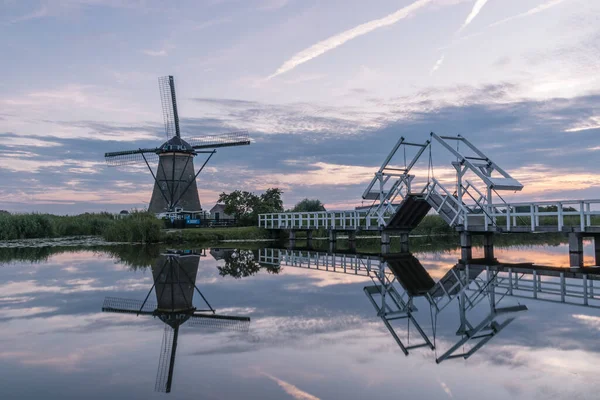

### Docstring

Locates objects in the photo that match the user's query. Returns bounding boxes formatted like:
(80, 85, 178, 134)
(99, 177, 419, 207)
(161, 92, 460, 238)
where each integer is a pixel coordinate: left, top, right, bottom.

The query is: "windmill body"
(105, 76, 250, 216)
(149, 137, 202, 214)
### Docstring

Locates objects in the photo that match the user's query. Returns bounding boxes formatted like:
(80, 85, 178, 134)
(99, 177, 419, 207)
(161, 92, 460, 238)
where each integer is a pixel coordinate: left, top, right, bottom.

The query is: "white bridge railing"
(258, 210, 383, 230)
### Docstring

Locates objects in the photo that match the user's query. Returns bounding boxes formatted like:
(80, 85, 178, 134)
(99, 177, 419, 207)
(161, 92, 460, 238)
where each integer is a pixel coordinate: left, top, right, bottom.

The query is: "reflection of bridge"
(259, 248, 600, 363)
(258, 133, 600, 266)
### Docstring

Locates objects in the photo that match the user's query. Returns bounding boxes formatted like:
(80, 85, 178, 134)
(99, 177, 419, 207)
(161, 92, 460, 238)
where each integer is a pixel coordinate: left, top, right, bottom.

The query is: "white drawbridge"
(259, 133, 600, 234)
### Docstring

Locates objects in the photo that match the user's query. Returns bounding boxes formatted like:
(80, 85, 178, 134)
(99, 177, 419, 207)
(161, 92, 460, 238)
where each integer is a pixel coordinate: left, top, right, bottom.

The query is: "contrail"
(458, 0, 490, 33)
(430, 54, 445, 74)
(267, 0, 434, 79)
(490, 0, 569, 28)
(432, 0, 490, 74)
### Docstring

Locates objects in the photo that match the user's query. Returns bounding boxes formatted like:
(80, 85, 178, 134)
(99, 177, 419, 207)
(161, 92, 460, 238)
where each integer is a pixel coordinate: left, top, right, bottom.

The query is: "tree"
(218, 188, 284, 226)
(292, 198, 326, 212)
(217, 249, 280, 278)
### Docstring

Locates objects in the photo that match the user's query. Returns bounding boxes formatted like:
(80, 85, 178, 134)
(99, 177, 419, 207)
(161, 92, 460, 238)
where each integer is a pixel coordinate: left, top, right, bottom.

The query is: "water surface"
(0, 240, 599, 399)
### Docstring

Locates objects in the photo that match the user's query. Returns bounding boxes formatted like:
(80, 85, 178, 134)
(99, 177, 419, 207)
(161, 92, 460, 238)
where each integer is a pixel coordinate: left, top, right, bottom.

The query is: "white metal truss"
(361, 137, 430, 227)
(259, 248, 435, 355)
(258, 133, 600, 233)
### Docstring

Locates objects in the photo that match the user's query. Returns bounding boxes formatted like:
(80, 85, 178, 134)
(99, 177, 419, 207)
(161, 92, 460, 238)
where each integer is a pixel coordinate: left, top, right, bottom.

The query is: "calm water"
(1, 239, 599, 399)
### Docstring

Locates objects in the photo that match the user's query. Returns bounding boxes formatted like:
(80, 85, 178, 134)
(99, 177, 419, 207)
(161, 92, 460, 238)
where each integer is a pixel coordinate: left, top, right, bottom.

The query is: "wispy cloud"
(267, 0, 434, 79)
(142, 49, 168, 57)
(261, 372, 321, 400)
(431, 54, 445, 74)
(458, 0, 490, 33)
(490, 0, 570, 28)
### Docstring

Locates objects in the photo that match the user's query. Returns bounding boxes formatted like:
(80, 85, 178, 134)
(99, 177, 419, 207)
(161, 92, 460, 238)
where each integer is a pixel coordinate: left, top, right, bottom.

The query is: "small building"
(209, 204, 234, 221)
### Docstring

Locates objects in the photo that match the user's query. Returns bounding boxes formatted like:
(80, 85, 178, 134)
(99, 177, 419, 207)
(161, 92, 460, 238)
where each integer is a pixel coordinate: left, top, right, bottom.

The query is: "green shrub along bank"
(0, 212, 162, 243)
(101, 213, 163, 243)
(0, 212, 114, 240)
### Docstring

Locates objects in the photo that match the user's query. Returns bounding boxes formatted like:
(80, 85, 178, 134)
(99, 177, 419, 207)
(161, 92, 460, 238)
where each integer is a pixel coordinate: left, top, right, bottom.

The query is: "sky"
(1, 0, 599, 213)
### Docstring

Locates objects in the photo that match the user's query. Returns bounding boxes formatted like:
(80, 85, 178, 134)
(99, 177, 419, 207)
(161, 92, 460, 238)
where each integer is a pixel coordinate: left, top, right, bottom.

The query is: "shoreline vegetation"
(0, 233, 570, 267)
(0, 212, 571, 248)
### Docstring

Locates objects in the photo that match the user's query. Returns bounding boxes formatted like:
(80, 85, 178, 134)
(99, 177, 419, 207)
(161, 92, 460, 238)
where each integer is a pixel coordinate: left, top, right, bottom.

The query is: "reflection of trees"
(217, 249, 280, 279)
(0, 245, 161, 268)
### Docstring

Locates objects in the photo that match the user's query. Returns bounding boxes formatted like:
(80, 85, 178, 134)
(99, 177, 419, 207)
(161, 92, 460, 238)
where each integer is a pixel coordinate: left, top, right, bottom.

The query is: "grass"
(0, 212, 162, 243)
(162, 226, 282, 244)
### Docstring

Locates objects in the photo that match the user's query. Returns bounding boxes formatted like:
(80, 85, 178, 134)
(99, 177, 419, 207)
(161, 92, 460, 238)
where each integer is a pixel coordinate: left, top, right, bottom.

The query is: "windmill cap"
(159, 136, 195, 153)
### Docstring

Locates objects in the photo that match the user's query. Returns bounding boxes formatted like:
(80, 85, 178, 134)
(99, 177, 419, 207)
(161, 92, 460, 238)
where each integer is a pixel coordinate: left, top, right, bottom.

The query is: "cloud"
(267, 0, 435, 79)
(431, 55, 445, 74)
(490, 0, 570, 28)
(7, 5, 48, 24)
(142, 49, 168, 57)
(458, 0, 490, 33)
(261, 372, 321, 400)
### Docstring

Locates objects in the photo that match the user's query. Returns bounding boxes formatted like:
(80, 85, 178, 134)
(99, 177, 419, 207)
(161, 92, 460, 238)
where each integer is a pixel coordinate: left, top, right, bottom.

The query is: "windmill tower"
(104, 76, 251, 215)
(102, 250, 250, 393)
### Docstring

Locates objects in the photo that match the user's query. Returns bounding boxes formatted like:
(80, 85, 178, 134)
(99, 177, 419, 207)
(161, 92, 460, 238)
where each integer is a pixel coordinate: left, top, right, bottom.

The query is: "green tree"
(218, 188, 284, 226)
(292, 198, 326, 212)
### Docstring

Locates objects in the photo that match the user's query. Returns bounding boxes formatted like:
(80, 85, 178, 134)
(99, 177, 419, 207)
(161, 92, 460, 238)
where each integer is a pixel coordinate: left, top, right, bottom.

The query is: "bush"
(101, 212, 162, 243)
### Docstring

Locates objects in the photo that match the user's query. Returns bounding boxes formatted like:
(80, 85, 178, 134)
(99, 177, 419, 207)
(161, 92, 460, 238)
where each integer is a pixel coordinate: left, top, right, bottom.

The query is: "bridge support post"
(568, 232, 584, 267)
(289, 230, 296, 241)
(595, 236, 600, 267)
(483, 233, 494, 260)
(460, 232, 472, 262)
(306, 230, 313, 248)
(328, 241, 336, 253)
(328, 230, 337, 243)
(348, 231, 356, 242)
(381, 231, 391, 255)
(399, 232, 409, 253)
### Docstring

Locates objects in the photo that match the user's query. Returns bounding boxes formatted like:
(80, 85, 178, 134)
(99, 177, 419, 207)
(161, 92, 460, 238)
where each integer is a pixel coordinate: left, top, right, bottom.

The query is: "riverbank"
(0, 212, 162, 243)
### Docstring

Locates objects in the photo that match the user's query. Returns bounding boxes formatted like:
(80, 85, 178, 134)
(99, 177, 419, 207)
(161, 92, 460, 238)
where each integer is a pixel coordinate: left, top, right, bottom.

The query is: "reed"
(0, 212, 161, 243)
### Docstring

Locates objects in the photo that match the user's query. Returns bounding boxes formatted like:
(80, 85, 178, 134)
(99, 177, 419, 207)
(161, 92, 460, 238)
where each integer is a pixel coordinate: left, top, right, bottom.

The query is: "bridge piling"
(348, 231, 357, 242)
(399, 232, 409, 253)
(568, 232, 584, 267)
(595, 236, 600, 267)
(381, 232, 391, 255)
(483, 234, 494, 260)
(460, 232, 473, 262)
(328, 230, 337, 243)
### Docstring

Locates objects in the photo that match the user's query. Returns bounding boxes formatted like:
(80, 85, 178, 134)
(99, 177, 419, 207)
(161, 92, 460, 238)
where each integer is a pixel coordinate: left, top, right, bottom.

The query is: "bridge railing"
(258, 210, 382, 230)
(479, 199, 600, 232)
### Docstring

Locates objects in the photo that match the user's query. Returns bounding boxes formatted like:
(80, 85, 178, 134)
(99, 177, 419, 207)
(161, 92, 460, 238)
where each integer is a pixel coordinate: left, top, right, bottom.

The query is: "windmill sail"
(155, 325, 178, 393)
(104, 148, 160, 166)
(159, 75, 181, 139)
(187, 131, 250, 150)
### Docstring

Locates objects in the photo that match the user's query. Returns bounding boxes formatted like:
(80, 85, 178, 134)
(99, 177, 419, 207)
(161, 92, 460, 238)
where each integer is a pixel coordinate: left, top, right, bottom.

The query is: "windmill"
(104, 76, 251, 215)
(102, 250, 250, 393)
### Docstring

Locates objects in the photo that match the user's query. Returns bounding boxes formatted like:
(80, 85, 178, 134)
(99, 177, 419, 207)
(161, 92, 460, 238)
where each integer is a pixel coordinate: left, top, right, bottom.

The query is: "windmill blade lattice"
(155, 325, 176, 393)
(187, 131, 250, 150)
(158, 76, 180, 139)
(102, 297, 157, 313)
(187, 313, 251, 331)
(104, 149, 160, 167)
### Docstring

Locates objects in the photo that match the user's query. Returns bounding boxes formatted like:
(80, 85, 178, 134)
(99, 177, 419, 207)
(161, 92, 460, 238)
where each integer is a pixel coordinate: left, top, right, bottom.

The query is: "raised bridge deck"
(259, 134, 600, 234)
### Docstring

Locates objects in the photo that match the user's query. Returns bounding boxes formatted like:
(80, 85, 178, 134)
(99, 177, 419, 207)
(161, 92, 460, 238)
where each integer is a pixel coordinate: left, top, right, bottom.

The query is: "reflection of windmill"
(104, 76, 250, 214)
(102, 250, 250, 393)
